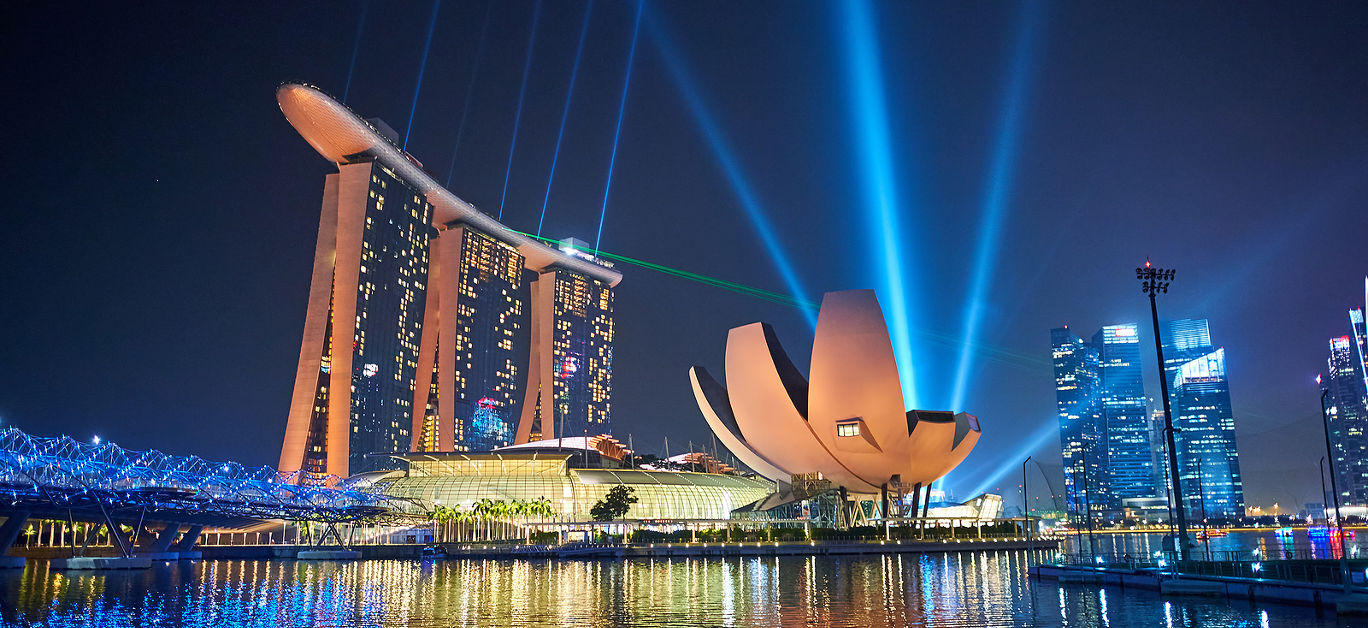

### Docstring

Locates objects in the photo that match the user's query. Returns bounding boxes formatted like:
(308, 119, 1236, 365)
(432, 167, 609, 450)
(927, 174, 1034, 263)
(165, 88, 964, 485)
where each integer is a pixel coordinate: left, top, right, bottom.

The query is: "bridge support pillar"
(0, 512, 30, 555)
(148, 525, 181, 552)
(0, 512, 30, 567)
(173, 525, 203, 552)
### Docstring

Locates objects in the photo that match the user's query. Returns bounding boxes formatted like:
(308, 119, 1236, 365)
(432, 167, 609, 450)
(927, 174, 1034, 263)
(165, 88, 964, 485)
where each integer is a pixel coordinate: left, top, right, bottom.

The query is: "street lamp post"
(1137, 261, 1189, 562)
(1319, 377, 1351, 593)
(1320, 456, 1330, 525)
(1023, 455, 1032, 560)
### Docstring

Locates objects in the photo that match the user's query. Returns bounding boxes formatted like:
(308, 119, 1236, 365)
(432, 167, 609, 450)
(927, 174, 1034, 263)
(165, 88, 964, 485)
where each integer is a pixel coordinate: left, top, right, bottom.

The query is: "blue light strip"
(840, 0, 917, 406)
(403, 0, 442, 151)
(445, 2, 493, 188)
(498, 0, 544, 221)
(538, 0, 595, 238)
(341, 0, 370, 104)
(592, 0, 643, 255)
(949, 2, 1043, 411)
(644, 9, 818, 327)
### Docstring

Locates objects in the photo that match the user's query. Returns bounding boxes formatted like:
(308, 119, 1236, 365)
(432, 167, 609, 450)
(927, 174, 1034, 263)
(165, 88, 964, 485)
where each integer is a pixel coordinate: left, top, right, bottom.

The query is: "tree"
(590, 486, 638, 522)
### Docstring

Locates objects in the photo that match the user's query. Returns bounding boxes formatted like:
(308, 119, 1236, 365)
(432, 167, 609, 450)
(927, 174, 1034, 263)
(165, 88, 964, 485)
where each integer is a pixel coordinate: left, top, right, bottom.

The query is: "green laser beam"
(506, 227, 1049, 372)
(506, 228, 817, 309)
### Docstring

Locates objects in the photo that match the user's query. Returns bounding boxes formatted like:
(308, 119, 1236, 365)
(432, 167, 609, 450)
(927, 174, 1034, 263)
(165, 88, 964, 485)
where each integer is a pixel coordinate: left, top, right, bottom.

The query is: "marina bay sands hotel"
(275, 84, 622, 479)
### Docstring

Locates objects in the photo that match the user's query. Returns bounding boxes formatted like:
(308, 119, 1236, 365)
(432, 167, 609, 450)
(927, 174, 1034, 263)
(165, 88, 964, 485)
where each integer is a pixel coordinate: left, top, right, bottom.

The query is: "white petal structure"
(689, 290, 980, 493)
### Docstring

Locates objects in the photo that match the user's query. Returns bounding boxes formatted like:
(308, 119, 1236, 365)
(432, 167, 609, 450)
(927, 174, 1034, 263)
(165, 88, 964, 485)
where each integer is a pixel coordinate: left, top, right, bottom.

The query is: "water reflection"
(1064, 529, 1360, 562)
(0, 552, 1342, 627)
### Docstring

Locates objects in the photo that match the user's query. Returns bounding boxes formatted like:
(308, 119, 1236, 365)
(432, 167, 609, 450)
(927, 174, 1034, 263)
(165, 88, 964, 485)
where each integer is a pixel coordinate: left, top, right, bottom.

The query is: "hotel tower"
(275, 84, 622, 478)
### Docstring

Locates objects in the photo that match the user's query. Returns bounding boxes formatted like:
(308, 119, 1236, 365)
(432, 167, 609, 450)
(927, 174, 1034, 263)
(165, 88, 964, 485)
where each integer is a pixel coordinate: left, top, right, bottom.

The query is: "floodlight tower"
(1319, 375, 1351, 593)
(1137, 261, 1189, 561)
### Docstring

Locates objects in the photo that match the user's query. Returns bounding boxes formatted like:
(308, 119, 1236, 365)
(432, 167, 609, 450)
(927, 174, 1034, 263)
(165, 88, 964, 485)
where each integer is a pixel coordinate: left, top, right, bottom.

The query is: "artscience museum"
(691, 290, 981, 516)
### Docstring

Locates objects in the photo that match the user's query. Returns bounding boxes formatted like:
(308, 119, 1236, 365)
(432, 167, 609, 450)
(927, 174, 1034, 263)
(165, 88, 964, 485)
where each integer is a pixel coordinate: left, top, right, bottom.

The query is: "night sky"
(3, 2, 1365, 511)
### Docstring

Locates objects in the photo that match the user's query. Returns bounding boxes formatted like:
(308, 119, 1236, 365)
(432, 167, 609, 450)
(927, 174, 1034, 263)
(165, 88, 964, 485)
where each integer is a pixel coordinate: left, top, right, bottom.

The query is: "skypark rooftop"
(276, 82, 622, 287)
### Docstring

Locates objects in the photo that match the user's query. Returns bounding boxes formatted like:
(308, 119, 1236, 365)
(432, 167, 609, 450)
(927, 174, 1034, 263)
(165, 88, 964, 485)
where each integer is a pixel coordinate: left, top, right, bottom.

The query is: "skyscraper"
(525, 245, 615, 443)
(1093, 325, 1155, 505)
(1326, 280, 1368, 507)
(279, 160, 433, 478)
(275, 84, 622, 478)
(1050, 327, 1105, 517)
(1161, 319, 1245, 519)
(1052, 324, 1155, 517)
(1326, 335, 1368, 504)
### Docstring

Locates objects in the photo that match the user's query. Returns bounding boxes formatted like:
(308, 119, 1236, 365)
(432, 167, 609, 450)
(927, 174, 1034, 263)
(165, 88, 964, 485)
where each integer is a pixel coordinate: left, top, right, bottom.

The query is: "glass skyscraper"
(1093, 325, 1154, 505)
(1050, 327, 1105, 517)
(1327, 306, 1368, 506)
(1161, 319, 1245, 519)
(1052, 324, 1155, 517)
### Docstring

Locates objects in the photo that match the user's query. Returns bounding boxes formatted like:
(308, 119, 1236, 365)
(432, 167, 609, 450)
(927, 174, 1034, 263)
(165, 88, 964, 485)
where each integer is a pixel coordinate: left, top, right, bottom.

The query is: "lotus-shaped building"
(690, 290, 980, 495)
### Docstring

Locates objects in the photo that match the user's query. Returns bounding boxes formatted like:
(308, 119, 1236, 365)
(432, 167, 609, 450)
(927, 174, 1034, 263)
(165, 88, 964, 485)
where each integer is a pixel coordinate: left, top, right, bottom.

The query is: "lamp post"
(1318, 376, 1351, 593)
(1023, 455, 1032, 559)
(1137, 261, 1189, 562)
(1320, 456, 1330, 525)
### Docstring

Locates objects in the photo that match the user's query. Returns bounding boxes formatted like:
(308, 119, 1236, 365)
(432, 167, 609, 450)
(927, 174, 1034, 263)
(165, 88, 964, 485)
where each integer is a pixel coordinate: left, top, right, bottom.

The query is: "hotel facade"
(274, 84, 622, 479)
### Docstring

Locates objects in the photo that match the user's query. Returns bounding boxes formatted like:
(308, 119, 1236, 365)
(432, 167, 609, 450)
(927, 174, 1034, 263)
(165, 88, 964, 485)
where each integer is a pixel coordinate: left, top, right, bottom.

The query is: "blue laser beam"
(403, 0, 442, 151)
(949, 2, 1044, 412)
(538, 0, 595, 238)
(643, 8, 818, 327)
(445, 2, 493, 188)
(498, 0, 543, 221)
(962, 419, 1058, 499)
(341, 0, 369, 104)
(592, 0, 643, 255)
(839, 0, 918, 407)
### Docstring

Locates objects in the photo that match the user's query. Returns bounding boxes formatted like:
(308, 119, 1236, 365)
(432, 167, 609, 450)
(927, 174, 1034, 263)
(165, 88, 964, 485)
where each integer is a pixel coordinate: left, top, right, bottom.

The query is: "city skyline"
(2, 2, 1367, 509)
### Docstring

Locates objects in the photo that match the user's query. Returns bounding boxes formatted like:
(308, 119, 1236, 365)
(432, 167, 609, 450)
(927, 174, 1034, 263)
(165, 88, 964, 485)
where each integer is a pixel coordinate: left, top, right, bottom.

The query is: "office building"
(1050, 325, 1154, 518)
(1162, 319, 1245, 519)
(1093, 325, 1155, 504)
(1327, 299, 1368, 505)
(1050, 327, 1105, 517)
(275, 84, 622, 478)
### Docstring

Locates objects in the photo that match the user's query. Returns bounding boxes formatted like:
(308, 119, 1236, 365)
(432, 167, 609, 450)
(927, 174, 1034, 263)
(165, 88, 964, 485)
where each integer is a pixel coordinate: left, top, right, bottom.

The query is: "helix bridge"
(0, 427, 402, 558)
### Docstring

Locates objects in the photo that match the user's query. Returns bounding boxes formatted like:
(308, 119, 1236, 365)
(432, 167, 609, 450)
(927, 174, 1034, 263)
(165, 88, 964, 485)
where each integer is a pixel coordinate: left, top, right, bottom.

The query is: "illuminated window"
(836, 421, 861, 437)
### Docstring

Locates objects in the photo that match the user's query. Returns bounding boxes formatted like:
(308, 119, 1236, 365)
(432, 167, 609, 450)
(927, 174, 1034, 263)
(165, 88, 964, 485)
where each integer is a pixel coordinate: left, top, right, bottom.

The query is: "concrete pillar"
(173, 525, 203, 552)
(134, 526, 158, 550)
(0, 512, 30, 554)
(146, 525, 181, 552)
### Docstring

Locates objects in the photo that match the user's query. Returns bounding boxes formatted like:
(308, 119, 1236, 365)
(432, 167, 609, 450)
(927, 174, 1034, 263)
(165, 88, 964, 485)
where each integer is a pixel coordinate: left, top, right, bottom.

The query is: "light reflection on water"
(1063, 529, 1361, 562)
(0, 552, 1347, 627)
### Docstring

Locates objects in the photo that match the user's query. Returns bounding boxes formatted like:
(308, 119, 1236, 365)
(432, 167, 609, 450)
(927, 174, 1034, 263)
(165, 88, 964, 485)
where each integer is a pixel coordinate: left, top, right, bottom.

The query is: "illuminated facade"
(690, 290, 981, 497)
(377, 441, 772, 521)
(1050, 324, 1155, 517)
(1162, 319, 1245, 519)
(1093, 325, 1155, 505)
(546, 264, 614, 441)
(279, 160, 432, 477)
(276, 83, 621, 478)
(1050, 327, 1104, 517)
(1327, 333, 1368, 505)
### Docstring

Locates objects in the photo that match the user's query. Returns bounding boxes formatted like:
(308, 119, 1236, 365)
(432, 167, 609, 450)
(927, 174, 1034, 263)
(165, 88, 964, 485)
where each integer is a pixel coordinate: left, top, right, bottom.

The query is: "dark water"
(0, 552, 1361, 627)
